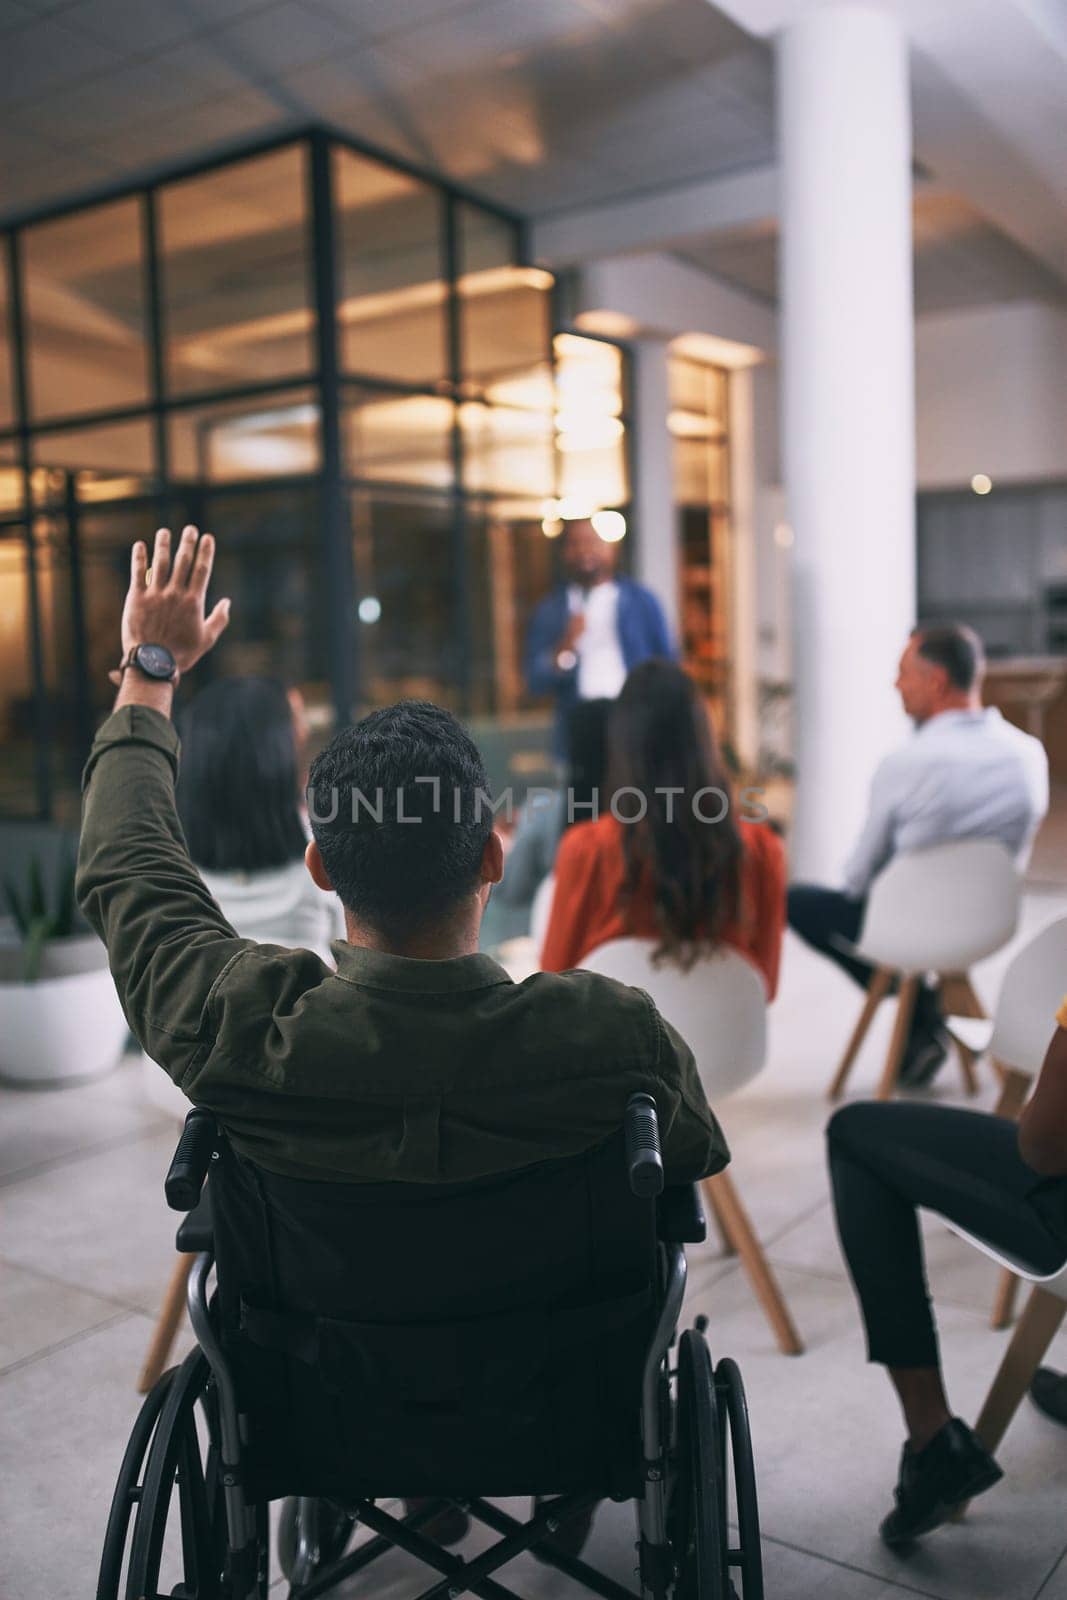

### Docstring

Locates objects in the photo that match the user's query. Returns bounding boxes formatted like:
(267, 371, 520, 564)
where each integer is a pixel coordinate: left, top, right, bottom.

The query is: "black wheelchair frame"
(97, 1096, 763, 1600)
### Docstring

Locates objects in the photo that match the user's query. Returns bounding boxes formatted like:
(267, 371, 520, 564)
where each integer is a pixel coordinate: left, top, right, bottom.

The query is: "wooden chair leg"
(702, 1182, 737, 1257)
(702, 1172, 804, 1356)
(828, 967, 893, 1102)
(973, 1287, 1067, 1455)
(137, 1253, 194, 1394)
(991, 1269, 1023, 1331)
(875, 976, 919, 1102)
(958, 975, 987, 1020)
(954, 1038, 981, 1097)
(937, 972, 983, 1095)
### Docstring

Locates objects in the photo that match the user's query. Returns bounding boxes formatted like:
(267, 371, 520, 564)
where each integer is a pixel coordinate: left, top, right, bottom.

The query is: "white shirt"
(568, 581, 627, 701)
(842, 707, 1049, 899)
(199, 859, 345, 964)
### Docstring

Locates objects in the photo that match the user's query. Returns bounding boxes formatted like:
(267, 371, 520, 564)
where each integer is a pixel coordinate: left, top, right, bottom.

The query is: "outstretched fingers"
(204, 596, 232, 648)
(169, 523, 199, 589)
(149, 526, 172, 587)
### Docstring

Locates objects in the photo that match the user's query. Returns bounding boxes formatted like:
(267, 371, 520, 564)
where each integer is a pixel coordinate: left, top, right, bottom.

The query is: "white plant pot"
(0, 935, 128, 1087)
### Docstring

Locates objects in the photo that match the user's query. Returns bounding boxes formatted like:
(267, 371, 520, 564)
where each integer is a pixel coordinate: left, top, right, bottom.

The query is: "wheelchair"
(97, 1094, 764, 1600)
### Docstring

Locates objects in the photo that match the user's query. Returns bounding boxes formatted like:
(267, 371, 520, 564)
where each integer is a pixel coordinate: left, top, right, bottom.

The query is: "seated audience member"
(540, 659, 786, 997)
(493, 697, 612, 917)
(177, 675, 344, 962)
(827, 1012, 1067, 1547)
(789, 625, 1048, 1085)
(80, 530, 729, 1552)
(78, 526, 727, 1189)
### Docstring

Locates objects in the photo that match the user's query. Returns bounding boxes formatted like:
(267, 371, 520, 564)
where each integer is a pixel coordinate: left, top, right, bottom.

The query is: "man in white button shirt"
(524, 518, 674, 755)
(789, 624, 1049, 1085)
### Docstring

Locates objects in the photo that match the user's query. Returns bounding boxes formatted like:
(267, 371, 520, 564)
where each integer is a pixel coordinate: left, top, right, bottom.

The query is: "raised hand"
(113, 525, 231, 684)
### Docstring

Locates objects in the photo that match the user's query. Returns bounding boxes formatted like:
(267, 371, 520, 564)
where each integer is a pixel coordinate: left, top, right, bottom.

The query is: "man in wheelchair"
(82, 527, 763, 1600)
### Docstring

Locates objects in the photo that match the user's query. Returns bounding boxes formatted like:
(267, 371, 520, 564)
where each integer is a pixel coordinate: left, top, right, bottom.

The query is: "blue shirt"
(842, 707, 1049, 899)
(524, 577, 675, 752)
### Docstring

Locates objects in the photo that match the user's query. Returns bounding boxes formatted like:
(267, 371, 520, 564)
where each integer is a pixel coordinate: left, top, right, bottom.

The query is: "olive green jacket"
(76, 706, 729, 1187)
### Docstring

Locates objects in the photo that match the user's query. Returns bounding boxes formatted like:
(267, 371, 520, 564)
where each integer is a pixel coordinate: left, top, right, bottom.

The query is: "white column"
(778, 5, 916, 883)
(630, 337, 680, 639)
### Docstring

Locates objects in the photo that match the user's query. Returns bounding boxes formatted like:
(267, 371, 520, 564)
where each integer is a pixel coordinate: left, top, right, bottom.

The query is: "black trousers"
(787, 883, 942, 1035)
(828, 1102, 1067, 1368)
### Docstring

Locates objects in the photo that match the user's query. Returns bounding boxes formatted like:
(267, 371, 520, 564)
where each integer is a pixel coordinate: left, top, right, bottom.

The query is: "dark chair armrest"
(658, 1185, 707, 1244)
(175, 1188, 213, 1254)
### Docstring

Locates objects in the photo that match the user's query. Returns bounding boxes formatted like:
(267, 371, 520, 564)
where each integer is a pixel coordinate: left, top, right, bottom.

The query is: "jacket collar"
(332, 941, 514, 994)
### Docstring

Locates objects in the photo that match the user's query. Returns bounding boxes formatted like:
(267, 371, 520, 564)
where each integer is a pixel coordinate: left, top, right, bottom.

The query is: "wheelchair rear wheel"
(96, 1369, 175, 1600)
(671, 1328, 730, 1600)
(101, 1344, 268, 1600)
(715, 1358, 763, 1600)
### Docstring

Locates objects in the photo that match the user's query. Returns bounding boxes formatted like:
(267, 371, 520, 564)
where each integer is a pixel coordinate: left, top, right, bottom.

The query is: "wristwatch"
(119, 642, 179, 683)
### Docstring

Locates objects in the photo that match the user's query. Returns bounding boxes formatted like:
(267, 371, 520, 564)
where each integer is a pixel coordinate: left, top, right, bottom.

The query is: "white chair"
(970, 915, 1067, 1327)
(829, 840, 1021, 1103)
(529, 872, 556, 956)
(944, 1223, 1067, 1466)
(582, 938, 804, 1356)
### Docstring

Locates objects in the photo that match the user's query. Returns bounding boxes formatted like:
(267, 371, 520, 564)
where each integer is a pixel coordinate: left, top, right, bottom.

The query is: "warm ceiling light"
(358, 596, 381, 623)
(592, 509, 626, 543)
(557, 497, 595, 521)
(971, 473, 993, 495)
(541, 517, 564, 538)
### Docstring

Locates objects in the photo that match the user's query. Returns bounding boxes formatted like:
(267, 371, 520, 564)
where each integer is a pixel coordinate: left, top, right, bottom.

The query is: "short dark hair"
(176, 676, 308, 873)
(306, 701, 492, 937)
(912, 623, 985, 692)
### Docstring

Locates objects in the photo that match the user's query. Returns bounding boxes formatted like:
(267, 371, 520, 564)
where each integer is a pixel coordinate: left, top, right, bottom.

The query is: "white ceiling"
(0, 0, 1063, 316)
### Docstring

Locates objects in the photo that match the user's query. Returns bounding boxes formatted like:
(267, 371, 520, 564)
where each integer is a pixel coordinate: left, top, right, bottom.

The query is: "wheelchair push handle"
(165, 1108, 217, 1211)
(625, 1092, 664, 1197)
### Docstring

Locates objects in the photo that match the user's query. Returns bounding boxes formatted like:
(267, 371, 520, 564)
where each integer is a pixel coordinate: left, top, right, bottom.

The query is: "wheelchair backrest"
(208, 1131, 659, 1503)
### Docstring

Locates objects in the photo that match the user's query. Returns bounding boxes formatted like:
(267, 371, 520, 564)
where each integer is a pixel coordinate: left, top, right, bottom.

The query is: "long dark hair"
(176, 676, 308, 874)
(608, 660, 743, 969)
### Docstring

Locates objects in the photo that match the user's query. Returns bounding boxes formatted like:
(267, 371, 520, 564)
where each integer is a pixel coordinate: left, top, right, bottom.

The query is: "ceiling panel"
(0, 0, 771, 226)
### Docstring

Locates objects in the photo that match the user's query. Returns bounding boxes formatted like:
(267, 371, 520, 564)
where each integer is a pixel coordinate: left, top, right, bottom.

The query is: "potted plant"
(0, 848, 128, 1086)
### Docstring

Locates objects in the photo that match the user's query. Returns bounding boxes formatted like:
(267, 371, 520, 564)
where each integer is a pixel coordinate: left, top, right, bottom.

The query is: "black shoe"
(898, 1024, 950, 1088)
(880, 1418, 1003, 1548)
(1030, 1367, 1067, 1427)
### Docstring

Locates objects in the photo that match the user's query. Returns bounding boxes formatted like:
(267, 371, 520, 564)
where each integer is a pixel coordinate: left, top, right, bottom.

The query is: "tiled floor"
(3, 881, 1067, 1598)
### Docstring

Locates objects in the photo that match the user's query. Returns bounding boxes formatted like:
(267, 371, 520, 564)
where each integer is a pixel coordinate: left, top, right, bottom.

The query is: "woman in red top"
(540, 660, 786, 998)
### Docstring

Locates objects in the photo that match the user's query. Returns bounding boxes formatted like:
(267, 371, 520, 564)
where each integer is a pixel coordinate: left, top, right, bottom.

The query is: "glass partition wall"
(0, 131, 631, 821)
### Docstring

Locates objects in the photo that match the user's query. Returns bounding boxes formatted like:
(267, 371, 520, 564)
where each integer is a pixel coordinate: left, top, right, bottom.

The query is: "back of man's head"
(912, 623, 985, 694)
(307, 701, 492, 940)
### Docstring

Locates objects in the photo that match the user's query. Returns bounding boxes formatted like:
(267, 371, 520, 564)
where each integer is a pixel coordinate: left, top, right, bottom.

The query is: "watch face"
(136, 643, 176, 680)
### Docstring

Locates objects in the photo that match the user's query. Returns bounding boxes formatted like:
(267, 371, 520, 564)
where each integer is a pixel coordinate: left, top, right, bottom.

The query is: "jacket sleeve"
(524, 593, 572, 696)
(650, 1000, 730, 1183)
(643, 587, 677, 661)
(75, 706, 295, 1089)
